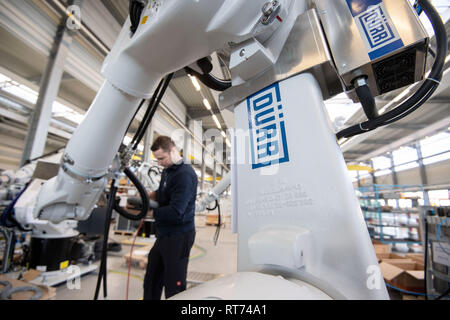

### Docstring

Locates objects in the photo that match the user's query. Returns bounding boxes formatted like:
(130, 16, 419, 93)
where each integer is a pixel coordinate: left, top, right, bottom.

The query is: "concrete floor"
(54, 215, 237, 300)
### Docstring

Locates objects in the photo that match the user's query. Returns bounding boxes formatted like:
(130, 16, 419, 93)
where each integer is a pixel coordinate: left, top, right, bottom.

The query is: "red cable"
(126, 218, 145, 300)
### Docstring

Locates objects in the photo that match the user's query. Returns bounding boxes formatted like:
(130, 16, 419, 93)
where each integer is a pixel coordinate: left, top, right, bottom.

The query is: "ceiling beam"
(387, 123, 428, 130)
(188, 109, 221, 120)
(363, 139, 394, 145)
(356, 115, 450, 162)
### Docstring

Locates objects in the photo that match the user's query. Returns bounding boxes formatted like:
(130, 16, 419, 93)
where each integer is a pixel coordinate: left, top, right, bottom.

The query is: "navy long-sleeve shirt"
(153, 161, 197, 236)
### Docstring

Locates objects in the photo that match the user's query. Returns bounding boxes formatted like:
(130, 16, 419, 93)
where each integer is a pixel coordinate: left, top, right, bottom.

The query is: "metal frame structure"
(418, 206, 450, 298)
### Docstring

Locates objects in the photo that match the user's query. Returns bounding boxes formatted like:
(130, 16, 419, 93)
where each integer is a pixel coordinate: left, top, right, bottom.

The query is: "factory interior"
(0, 0, 449, 303)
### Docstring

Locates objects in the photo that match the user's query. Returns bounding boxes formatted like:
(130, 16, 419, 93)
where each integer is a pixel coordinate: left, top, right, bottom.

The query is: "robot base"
(29, 236, 76, 272)
(171, 272, 332, 300)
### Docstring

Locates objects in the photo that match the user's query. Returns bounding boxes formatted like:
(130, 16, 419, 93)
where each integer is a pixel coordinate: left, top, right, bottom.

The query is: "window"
(375, 169, 391, 177)
(2, 82, 38, 104)
(0, 73, 11, 84)
(428, 189, 450, 207)
(420, 132, 450, 165)
(372, 156, 391, 170)
(391, 146, 419, 172)
(395, 162, 419, 172)
(0, 72, 86, 128)
(423, 152, 450, 165)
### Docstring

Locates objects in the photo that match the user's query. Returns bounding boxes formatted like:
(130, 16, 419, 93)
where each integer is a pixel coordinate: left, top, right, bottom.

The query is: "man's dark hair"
(151, 136, 175, 152)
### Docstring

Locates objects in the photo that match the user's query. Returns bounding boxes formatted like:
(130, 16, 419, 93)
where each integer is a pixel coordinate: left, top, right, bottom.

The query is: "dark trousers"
(143, 230, 195, 300)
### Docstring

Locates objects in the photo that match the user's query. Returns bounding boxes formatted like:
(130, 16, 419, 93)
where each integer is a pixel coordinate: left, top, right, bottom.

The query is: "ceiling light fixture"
(189, 74, 201, 91)
(212, 114, 222, 129)
(203, 98, 211, 110)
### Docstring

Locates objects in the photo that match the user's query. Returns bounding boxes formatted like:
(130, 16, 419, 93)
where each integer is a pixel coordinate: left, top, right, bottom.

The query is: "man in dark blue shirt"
(143, 136, 197, 300)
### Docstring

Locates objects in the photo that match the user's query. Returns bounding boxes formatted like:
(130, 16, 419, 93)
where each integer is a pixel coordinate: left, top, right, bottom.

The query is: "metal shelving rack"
(357, 184, 424, 245)
(419, 206, 450, 298)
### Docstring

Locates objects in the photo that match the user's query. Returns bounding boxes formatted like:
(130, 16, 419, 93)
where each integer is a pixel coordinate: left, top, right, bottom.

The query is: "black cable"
(129, 1, 136, 30)
(131, 2, 140, 32)
(336, 78, 439, 139)
(185, 67, 232, 92)
(213, 200, 221, 246)
(354, 80, 379, 120)
(131, 78, 165, 147)
(206, 200, 218, 211)
(380, 79, 436, 126)
(129, 0, 144, 35)
(133, 73, 174, 150)
(93, 168, 148, 300)
(428, 46, 436, 58)
(126, 99, 146, 135)
(336, 0, 447, 140)
(113, 168, 149, 221)
(94, 180, 117, 300)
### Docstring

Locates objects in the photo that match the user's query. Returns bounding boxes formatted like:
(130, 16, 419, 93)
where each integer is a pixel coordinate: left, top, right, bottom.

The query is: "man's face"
(153, 148, 173, 169)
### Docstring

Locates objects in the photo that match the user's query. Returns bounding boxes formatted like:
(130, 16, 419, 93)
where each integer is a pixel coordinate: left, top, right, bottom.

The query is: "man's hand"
(148, 191, 157, 201)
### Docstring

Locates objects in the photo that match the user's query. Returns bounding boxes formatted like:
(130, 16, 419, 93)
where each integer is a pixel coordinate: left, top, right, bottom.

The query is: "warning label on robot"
(247, 83, 290, 170)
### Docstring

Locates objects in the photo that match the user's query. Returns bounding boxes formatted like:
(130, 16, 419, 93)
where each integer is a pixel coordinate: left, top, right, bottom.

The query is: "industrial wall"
(355, 159, 450, 190)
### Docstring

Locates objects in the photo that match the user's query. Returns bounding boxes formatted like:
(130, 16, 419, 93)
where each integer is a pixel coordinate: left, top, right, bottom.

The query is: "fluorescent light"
(203, 98, 211, 110)
(189, 74, 201, 91)
(225, 138, 231, 148)
(221, 131, 226, 138)
(212, 114, 222, 129)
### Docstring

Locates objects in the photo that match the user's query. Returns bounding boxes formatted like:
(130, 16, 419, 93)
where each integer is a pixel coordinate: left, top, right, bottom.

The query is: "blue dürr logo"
(358, 5, 395, 49)
(247, 83, 289, 170)
(347, 0, 404, 61)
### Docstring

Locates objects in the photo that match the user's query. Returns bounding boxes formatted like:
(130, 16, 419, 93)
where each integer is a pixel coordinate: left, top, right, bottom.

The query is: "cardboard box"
(405, 253, 424, 264)
(376, 252, 405, 262)
(206, 214, 224, 226)
(373, 243, 390, 259)
(380, 260, 425, 293)
(381, 259, 416, 269)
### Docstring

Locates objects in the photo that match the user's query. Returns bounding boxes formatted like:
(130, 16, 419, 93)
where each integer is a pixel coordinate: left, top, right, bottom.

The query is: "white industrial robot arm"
(15, 0, 304, 235)
(11, 0, 446, 301)
(195, 173, 231, 213)
(136, 162, 161, 192)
